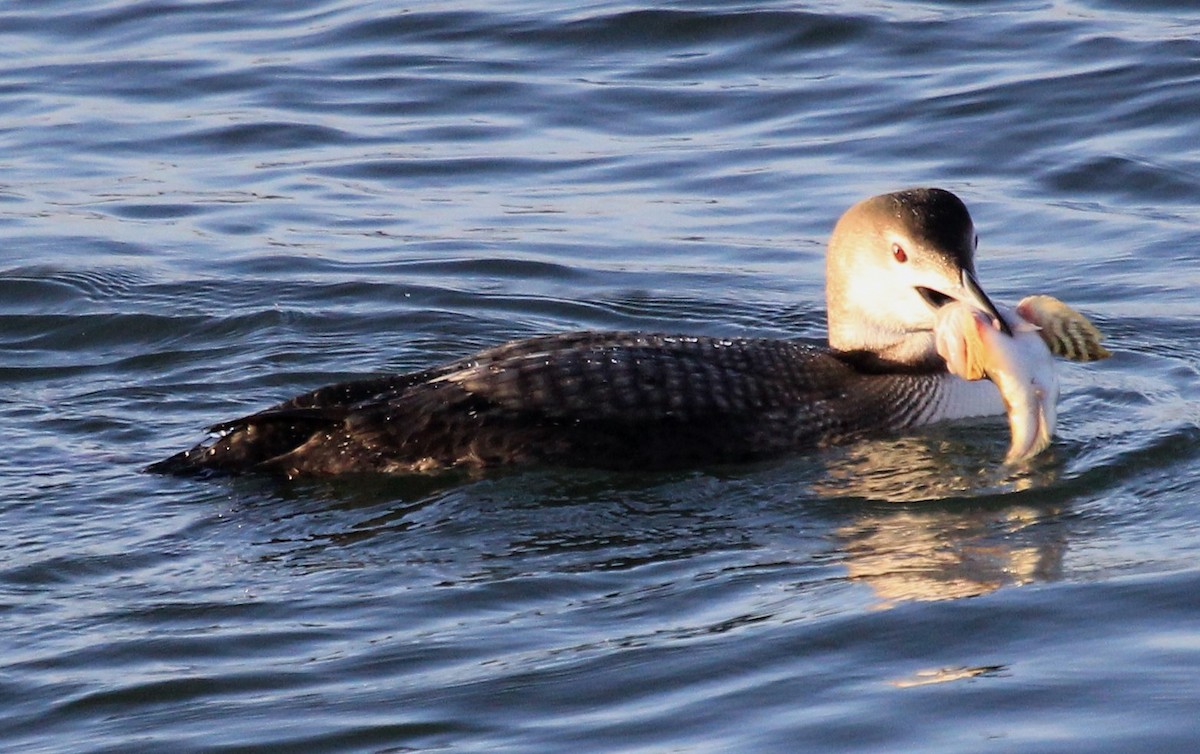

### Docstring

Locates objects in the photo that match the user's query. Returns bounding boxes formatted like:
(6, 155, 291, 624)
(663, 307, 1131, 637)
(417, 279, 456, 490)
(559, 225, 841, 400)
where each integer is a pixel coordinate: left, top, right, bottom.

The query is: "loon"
(150, 187, 1024, 478)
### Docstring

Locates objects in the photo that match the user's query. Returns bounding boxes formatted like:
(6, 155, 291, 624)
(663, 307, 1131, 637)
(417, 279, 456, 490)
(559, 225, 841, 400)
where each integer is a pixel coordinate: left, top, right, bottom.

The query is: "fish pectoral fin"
(1016, 295, 1111, 362)
(935, 303, 989, 380)
(961, 307, 994, 381)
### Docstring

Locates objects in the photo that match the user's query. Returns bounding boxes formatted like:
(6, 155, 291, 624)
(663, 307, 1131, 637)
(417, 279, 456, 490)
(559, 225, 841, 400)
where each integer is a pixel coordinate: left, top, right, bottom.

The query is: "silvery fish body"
(935, 295, 1107, 463)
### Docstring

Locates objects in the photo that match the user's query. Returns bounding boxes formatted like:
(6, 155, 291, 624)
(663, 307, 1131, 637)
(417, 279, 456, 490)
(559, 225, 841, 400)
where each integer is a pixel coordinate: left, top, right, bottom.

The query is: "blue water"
(4, 1, 1200, 752)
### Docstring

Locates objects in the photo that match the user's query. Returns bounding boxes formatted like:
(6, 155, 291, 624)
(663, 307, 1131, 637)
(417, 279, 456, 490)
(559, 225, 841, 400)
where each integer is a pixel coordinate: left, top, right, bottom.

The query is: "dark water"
(4, 1, 1200, 751)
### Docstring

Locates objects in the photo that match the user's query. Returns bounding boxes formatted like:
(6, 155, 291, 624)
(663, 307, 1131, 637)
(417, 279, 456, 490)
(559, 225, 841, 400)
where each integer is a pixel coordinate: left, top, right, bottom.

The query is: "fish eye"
(974, 234, 979, 249)
(891, 243, 907, 263)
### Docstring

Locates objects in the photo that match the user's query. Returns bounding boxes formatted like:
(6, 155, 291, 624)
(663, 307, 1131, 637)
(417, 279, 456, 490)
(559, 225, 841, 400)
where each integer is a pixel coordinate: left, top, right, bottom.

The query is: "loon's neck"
(828, 319, 939, 365)
(831, 345, 947, 375)
(825, 319, 1008, 428)
(853, 370, 1004, 432)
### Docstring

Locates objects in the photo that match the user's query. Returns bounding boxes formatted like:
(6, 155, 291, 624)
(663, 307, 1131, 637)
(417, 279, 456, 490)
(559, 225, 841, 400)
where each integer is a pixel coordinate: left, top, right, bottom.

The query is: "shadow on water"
(177, 420, 1117, 607)
(217, 465, 766, 576)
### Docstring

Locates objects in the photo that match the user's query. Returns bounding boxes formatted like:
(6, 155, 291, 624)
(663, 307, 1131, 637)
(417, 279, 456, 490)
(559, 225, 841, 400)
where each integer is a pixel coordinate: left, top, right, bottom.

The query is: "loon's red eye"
(892, 244, 907, 263)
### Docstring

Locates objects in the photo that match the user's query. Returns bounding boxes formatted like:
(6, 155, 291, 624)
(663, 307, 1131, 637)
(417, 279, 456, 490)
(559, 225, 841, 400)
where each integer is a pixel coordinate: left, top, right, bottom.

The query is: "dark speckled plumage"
(149, 331, 948, 476)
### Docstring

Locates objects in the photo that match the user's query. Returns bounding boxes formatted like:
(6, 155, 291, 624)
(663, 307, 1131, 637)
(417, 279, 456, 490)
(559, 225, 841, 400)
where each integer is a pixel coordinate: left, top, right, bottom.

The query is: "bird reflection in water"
(813, 432, 1067, 605)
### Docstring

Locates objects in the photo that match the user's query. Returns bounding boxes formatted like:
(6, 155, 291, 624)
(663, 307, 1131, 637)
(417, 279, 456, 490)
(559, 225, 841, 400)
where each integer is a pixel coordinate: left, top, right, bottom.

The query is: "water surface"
(3, 1, 1200, 752)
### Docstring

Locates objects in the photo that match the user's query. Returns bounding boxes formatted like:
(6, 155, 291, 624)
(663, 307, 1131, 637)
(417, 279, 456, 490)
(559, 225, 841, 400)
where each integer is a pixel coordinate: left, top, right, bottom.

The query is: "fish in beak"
(935, 301, 1057, 463)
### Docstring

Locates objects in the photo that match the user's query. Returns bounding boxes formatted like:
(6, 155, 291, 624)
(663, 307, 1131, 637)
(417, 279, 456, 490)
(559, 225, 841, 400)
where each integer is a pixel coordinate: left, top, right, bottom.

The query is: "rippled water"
(4, 1, 1200, 752)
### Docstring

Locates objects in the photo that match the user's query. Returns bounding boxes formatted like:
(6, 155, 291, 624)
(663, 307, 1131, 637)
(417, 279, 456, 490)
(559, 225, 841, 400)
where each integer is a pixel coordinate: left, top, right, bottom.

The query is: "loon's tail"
(145, 409, 339, 476)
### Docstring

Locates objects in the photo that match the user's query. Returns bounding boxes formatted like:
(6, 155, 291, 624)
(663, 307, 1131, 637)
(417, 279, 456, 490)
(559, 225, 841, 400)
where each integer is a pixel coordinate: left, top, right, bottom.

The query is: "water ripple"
(4, 1, 1200, 752)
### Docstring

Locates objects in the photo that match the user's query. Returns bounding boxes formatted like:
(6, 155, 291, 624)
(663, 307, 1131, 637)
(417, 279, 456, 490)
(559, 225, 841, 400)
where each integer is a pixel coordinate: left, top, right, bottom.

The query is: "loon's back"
(149, 331, 919, 477)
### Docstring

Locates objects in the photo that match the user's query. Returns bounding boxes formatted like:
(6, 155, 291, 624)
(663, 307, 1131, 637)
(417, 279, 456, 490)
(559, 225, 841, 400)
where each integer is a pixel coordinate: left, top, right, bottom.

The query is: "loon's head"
(825, 188, 1010, 367)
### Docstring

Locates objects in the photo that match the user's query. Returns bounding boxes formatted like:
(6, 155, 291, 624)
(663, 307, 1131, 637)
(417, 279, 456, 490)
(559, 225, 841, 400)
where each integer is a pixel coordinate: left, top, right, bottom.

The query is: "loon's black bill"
(962, 271, 1012, 336)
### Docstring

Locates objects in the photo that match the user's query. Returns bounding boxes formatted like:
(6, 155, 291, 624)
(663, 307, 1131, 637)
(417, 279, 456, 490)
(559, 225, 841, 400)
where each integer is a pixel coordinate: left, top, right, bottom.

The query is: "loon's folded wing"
(205, 331, 695, 431)
(313, 334, 867, 471)
(429, 334, 850, 423)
